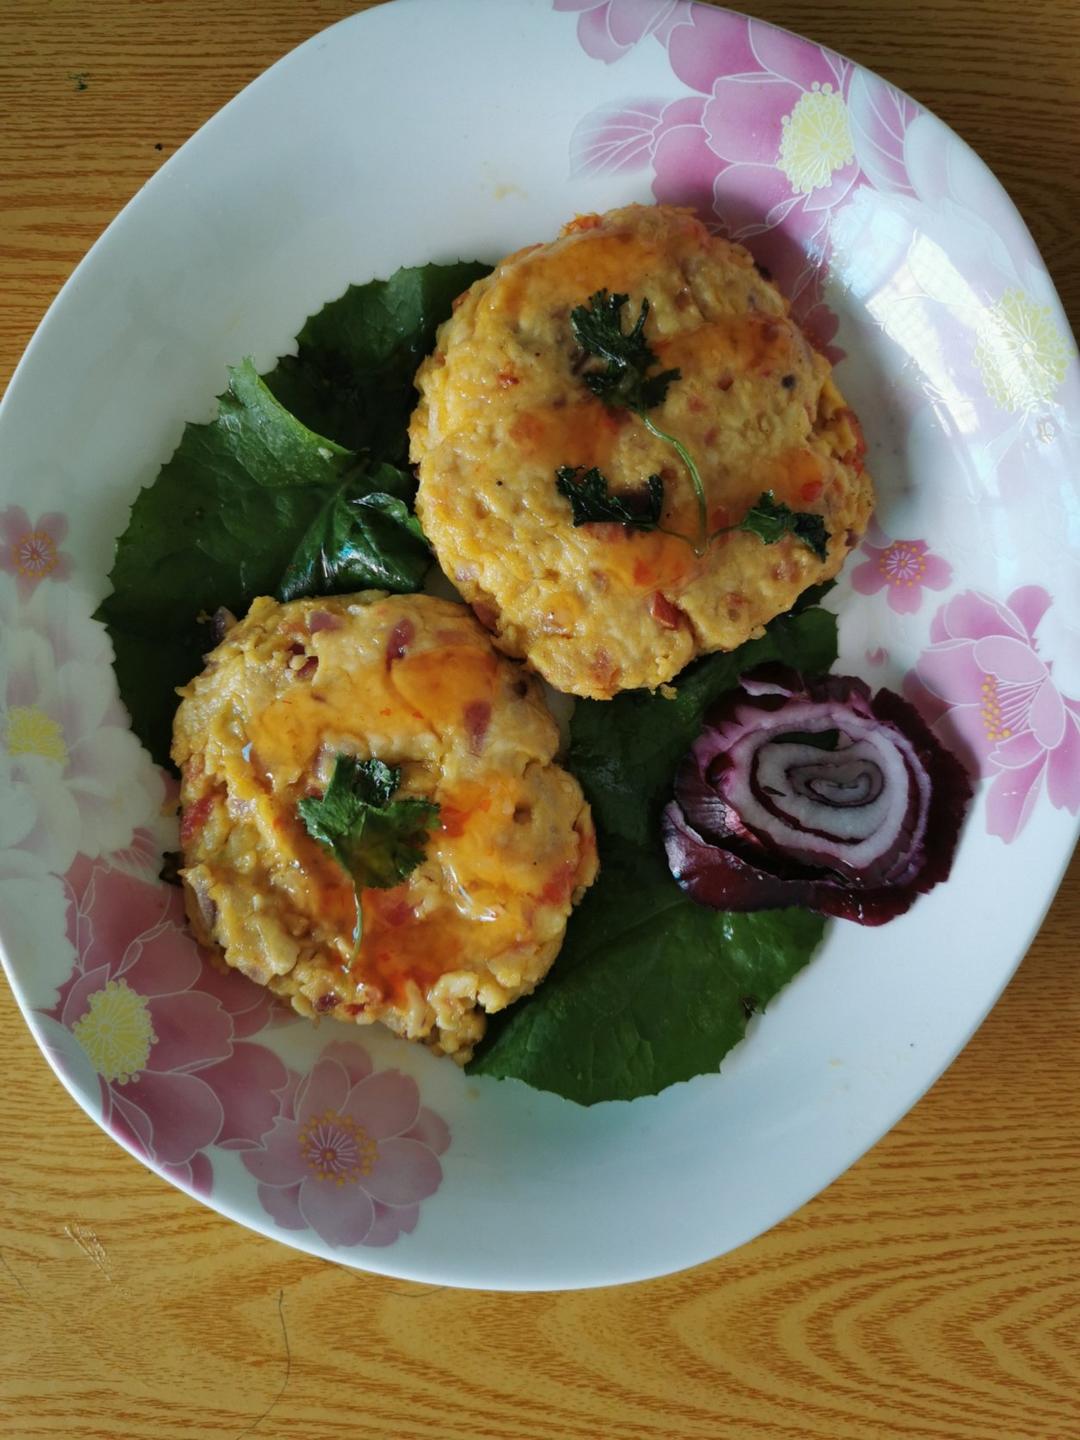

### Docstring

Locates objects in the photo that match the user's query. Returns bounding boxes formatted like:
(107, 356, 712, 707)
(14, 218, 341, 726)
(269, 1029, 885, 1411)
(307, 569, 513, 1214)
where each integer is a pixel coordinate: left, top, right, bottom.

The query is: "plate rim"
(1, 0, 1078, 1290)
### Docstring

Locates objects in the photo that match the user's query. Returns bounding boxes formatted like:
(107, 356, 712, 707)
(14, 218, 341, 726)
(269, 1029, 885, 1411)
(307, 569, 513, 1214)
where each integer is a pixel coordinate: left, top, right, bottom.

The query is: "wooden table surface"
(1, 2, 1078, 1436)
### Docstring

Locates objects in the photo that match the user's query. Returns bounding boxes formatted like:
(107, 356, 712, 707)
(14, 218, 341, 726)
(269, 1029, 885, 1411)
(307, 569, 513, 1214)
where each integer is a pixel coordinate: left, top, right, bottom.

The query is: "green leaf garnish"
(298, 755, 440, 947)
(787, 578, 836, 614)
(468, 836, 824, 1105)
(555, 465, 664, 530)
(569, 290, 681, 414)
(265, 261, 491, 460)
(567, 604, 840, 850)
(279, 473, 428, 602)
(729, 491, 829, 561)
(98, 261, 490, 767)
(467, 603, 839, 1103)
(96, 360, 431, 765)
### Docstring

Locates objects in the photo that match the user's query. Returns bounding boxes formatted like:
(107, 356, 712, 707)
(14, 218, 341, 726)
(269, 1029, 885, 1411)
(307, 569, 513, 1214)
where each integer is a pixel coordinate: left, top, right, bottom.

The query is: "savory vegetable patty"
(172, 592, 597, 1060)
(411, 203, 873, 697)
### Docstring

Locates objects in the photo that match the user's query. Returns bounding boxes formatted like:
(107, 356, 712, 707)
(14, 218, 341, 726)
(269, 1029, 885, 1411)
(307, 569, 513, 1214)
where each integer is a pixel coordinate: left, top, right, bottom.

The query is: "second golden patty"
(410, 203, 873, 698)
(172, 593, 596, 1061)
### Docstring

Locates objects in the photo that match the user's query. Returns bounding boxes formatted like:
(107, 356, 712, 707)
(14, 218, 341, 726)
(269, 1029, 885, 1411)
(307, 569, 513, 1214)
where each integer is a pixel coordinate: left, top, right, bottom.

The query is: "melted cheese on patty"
(411, 203, 873, 697)
(172, 592, 596, 1059)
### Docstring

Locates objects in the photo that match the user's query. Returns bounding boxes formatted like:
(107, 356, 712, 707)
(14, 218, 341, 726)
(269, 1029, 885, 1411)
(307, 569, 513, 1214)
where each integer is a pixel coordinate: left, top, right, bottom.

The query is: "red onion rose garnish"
(662, 666, 972, 925)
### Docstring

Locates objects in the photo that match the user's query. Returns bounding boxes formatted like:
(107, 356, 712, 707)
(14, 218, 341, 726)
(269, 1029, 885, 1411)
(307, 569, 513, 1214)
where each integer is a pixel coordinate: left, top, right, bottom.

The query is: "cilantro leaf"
(569, 290, 681, 414)
(555, 465, 663, 530)
(734, 491, 829, 561)
(298, 756, 440, 944)
(565, 289, 707, 547)
(564, 296, 834, 564)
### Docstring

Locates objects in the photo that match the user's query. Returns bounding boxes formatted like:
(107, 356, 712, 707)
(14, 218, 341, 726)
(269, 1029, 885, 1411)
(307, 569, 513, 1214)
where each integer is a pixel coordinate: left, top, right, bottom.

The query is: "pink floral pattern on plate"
(33, 844, 452, 1242)
(243, 1041, 449, 1249)
(0, 506, 73, 598)
(666, 14, 857, 251)
(851, 521, 952, 615)
(905, 588, 1080, 843)
(832, 75, 1075, 506)
(554, 0, 680, 64)
(44, 853, 288, 1194)
(563, 5, 871, 359)
(0, 579, 162, 875)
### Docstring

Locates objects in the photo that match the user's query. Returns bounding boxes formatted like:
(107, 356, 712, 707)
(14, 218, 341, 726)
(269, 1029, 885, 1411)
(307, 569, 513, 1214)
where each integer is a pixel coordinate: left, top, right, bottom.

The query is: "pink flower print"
(161, 1152, 214, 1198)
(845, 70, 1037, 285)
(648, 95, 715, 214)
(569, 87, 845, 361)
(566, 10, 854, 359)
(665, 13, 859, 229)
(187, 959, 290, 1149)
(0, 506, 73, 598)
(569, 98, 667, 177)
(0, 579, 163, 874)
(851, 522, 952, 614)
(554, 0, 681, 65)
(104, 824, 164, 879)
(846, 67, 920, 198)
(657, 13, 856, 358)
(830, 80, 1075, 506)
(46, 855, 287, 1179)
(243, 1042, 449, 1250)
(905, 587, 1080, 843)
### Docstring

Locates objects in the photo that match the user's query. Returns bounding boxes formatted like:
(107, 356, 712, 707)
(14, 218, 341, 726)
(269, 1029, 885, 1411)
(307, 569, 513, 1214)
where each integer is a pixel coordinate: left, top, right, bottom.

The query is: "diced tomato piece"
(563, 213, 602, 233)
(471, 600, 499, 633)
(179, 793, 215, 846)
(540, 862, 577, 905)
(650, 592, 685, 630)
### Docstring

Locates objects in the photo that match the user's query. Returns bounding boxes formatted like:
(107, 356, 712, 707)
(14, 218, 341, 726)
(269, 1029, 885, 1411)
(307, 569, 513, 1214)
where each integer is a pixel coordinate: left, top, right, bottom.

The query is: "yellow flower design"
(4, 705, 68, 764)
(72, 978, 157, 1084)
(974, 289, 1070, 412)
(12, 529, 59, 579)
(298, 1108, 379, 1185)
(777, 83, 854, 195)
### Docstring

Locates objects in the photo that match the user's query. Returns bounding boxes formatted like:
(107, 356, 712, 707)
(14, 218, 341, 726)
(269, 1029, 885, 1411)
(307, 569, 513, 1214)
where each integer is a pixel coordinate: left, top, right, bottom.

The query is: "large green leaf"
(99, 262, 493, 765)
(568, 605, 839, 849)
(468, 605, 839, 1104)
(96, 360, 429, 766)
(264, 260, 491, 461)
(469, 836, 825, 1104)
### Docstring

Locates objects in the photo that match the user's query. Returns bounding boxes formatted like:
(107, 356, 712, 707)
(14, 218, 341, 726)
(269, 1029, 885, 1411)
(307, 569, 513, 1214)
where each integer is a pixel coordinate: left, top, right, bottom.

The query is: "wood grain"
(1, 3, 1078, 1437)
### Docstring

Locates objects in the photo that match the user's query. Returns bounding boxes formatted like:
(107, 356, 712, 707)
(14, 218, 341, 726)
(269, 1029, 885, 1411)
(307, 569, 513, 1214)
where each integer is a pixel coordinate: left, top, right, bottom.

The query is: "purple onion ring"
(662, 665, 972, 925)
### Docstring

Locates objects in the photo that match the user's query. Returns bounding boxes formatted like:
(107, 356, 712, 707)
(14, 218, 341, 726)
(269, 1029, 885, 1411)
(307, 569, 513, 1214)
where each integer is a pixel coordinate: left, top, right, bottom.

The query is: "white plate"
(1, 0, 1078, 1290)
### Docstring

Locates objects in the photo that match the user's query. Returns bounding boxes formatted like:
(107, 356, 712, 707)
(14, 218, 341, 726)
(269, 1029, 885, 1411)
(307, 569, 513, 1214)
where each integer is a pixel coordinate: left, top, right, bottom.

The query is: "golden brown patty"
(410, 203, 873, 697)
(171, 592, 597, 1060)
